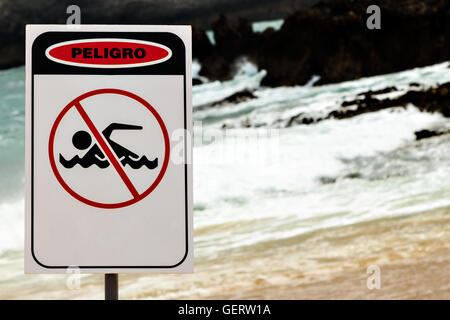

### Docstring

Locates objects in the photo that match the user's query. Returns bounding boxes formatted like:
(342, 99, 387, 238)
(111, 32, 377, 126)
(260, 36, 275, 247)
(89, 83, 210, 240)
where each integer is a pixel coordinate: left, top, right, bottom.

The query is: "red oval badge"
(45, 38, 172, 68)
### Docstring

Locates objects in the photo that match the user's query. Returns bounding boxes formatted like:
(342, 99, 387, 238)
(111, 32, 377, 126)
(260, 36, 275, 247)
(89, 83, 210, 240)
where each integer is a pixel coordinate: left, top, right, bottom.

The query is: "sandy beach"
(1, 206, 448, 300)
(188, 207, 450, 300)
(240, 248, 450, 300)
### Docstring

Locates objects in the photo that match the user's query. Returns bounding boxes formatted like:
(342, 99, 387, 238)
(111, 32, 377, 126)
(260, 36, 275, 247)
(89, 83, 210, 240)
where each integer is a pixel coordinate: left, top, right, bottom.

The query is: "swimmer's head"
(72, 130, 92, 150)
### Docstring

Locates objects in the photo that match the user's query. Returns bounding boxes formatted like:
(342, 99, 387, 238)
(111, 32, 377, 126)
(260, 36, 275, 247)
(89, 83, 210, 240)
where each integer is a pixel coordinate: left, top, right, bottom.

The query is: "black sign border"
(31, 31, 189, 269)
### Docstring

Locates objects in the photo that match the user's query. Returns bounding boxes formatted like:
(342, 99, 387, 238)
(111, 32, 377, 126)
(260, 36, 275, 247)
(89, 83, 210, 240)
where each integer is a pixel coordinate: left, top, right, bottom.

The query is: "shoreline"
(1, 207, 448, 299)
(189, 208, 450, 299)
(206, 247, 450, 299)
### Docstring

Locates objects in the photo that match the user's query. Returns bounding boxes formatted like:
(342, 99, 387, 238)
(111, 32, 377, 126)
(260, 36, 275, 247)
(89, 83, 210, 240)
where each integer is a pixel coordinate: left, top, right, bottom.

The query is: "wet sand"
(185, 207, 450, 300)
(205, 246, 450, 300)
(1, 207, 449, 299)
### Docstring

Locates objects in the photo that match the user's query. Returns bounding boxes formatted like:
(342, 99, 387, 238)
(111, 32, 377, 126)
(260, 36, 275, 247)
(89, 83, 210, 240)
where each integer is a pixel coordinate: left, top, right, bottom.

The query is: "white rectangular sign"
(25, 25, 193, 273)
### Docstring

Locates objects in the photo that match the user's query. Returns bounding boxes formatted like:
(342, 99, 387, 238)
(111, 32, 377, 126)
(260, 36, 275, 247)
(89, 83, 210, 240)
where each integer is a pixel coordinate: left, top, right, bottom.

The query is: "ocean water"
(252, 19, 284, 33)
(0, 56, 449, 298)
(205, 19, 284, 45)
(0, 67, 25, 254)
(191, 61, 450, 259)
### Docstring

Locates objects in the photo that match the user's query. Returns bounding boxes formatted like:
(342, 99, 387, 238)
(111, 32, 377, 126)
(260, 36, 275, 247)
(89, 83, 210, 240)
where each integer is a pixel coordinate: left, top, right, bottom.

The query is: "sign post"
(105, 274, 119, 300)
(25, 25, 193, 294)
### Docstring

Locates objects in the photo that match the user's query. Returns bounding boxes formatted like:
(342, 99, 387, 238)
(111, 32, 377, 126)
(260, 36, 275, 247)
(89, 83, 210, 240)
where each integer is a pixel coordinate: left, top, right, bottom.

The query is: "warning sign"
(25, 25, 192, 273)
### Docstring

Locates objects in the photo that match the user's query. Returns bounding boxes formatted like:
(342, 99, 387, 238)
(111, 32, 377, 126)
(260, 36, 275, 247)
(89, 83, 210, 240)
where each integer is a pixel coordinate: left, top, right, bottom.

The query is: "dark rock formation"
(414, 129, 450, 140)
(0, 0, 318, 69)
(217, 89, 256, 105)
(286, 82, 450, 127)
(328, 82, 450, 120)
(286, 113, 319, 127)
(398, 84, 450, 117)
(192, 26, 214, 60)
(319, 172, 361, 185)
(197, 0, 450, 86)
(193, 78, 204, 86)
(2, 0, 449, 87)
(195, 89, 256, 111)
(198, 16, 257, 80)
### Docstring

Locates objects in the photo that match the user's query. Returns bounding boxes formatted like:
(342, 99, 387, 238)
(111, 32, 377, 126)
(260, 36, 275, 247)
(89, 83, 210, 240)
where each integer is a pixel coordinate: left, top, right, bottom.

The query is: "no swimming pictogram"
(48, 88, 170, 209)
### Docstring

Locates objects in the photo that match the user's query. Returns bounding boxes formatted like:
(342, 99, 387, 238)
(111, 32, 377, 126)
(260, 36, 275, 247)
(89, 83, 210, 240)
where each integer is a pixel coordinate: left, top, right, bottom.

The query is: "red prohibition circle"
(48, 88, 171, 209)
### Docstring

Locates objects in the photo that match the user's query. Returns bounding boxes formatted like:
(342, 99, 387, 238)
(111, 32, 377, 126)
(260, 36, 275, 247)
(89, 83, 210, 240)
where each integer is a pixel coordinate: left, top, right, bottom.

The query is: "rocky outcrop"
(192, 26, 214, 60)
(0, 0, 317, 69)
(414, 129, 450, 140)
(329, 82, 450, 120)
(195, 89, 256, 111)
(2, 0, 449, 87)
(196, 0, 450, 86)
(197, 16, 257, 81)
(286, 82, 450, 127)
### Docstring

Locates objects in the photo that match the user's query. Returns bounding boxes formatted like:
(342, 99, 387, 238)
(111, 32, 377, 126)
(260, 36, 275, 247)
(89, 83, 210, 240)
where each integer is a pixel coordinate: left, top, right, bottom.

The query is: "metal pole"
(105, 273, 119, 300)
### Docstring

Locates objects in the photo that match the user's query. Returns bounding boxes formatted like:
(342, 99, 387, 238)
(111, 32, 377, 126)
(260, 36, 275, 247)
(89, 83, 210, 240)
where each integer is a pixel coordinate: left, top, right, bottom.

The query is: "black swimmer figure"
(102, 123, 158, 169)
(102, 123, 142, 160)
(59, 123, 158, 169)
(59, 130, 109, 168)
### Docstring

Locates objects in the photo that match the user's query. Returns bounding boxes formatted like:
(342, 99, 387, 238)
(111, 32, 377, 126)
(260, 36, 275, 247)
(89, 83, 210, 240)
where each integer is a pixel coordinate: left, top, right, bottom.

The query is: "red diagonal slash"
(74, 101, 140, 199)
